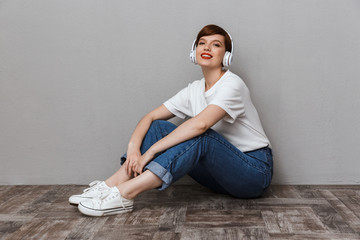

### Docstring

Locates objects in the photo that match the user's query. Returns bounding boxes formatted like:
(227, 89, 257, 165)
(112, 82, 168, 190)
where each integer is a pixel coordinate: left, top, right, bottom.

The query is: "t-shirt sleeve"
(207, 82, 245, 124)
(163, 86, 189, 119)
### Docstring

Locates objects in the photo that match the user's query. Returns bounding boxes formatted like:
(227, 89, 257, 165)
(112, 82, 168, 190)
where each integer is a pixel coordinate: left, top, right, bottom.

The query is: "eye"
(198, 42, 205, 45)
(214, 43, 221, 47)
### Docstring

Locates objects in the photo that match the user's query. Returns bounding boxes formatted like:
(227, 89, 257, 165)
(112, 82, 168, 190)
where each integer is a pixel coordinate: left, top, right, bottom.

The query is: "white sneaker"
(78, 187, 134, 216)
(69, 180, 110, 205)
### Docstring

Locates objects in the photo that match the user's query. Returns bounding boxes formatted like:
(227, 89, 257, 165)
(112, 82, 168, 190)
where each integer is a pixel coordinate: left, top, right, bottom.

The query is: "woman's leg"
(74, 120, 178, 210)
(117, 170, 162, 199)
(120, 120, 178, 165)
(187, 160, 230, 195)
(103, 120, 177, 190)
(78, 120, 273, 216)
(188, 138, 273, 198)
(103, 120, 177, 187)
(115, 119, 272, 199)
(137, 122, 273, 198)
(105, 166, 163, 200)
(105, 164, 132, 187)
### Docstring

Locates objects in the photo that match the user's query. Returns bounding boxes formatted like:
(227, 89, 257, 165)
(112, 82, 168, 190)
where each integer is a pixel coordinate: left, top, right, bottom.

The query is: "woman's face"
(196, 34, 226, 69)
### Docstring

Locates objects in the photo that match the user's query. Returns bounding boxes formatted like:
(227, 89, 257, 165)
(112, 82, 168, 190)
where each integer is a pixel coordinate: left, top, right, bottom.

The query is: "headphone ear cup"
(223, 51, 231, 68)
(190, 49, 197, 64)
(190, 39, 197, 64)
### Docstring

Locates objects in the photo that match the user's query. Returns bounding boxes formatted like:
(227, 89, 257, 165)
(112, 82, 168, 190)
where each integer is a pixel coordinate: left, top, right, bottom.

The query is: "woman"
(69, 24, 273, 217)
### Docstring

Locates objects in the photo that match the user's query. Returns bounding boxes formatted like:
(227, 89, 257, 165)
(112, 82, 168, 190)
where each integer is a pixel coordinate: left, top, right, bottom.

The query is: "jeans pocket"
(245, 148, 272, 173)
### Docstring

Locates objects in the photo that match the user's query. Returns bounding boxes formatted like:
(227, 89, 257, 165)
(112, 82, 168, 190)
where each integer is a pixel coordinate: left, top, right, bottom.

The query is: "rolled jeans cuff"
(144, 161, 173, 191)
(120, 153, 173, 191)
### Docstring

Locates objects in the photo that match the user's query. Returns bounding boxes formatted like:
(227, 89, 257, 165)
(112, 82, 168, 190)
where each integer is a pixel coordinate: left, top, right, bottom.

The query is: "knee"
(147, 120, 177, 136)
(149, 120, 166, 131)
(148, 120, 161, 130)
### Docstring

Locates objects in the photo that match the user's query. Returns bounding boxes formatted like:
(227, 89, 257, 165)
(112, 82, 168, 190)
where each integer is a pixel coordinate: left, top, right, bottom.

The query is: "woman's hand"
(124, 150, 142, 177)
(132, 150, 155, 177)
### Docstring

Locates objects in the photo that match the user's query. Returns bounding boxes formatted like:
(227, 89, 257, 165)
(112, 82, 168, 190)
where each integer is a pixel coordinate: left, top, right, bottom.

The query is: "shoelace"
(82, 180, 101, 193)
(98, 188, 126, 209)
(99, 188, 112, 200)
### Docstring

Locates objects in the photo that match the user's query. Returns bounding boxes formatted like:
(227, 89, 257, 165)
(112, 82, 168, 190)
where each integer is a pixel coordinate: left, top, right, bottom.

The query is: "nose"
(202, 42, 210, 51)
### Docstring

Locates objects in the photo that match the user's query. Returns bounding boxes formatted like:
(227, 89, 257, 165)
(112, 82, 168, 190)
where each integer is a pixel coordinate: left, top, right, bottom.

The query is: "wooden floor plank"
(332, 189, 360, 219)
(0, 186, 52, 214)
(310, 202, 356, 234)
(265, 185, 302, 199)
(320, 190, 360, 233)
(184, 209, 265, 228)
(5, 218, 83, 240)
(65, 217, 108, 240)
(92, 225, 161, 240)
(262, 207, 328, 234)
(0, 186, 15, 200)
(180, 227, 271, 240)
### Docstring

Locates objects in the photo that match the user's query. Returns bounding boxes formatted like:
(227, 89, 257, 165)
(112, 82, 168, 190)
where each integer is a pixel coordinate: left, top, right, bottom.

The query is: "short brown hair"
(195, 24, 232, 53)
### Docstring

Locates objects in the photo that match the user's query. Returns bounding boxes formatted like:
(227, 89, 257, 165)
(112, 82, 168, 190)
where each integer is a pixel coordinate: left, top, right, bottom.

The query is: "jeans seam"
(165, 136, 202, 170)
(204, 131, 268, 174)
(154, 120, 170, 138)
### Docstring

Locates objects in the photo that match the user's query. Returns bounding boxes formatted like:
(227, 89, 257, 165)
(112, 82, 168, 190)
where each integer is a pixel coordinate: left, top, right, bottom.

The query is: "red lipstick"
(200, 53, 213, 59)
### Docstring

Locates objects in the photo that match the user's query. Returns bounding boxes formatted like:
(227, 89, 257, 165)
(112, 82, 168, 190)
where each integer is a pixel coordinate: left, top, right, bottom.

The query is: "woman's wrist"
(146, 146, 157, 158)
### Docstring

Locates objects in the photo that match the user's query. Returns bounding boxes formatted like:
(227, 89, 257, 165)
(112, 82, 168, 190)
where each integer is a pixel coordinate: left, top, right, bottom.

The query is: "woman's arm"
(132, 104, 227, 175)
(125, 104, 175, 176)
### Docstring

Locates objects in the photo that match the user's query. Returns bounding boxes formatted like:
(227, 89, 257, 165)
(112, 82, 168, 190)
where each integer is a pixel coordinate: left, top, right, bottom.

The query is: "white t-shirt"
(163, 70, 270, 152)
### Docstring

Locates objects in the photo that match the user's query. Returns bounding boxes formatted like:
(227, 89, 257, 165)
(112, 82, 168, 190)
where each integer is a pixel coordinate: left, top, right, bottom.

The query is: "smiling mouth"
(201, 53, 213, 59)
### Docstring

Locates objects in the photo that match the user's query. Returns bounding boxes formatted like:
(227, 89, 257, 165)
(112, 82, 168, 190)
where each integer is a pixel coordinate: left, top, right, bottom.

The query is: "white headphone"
(189, 30, 234, 68)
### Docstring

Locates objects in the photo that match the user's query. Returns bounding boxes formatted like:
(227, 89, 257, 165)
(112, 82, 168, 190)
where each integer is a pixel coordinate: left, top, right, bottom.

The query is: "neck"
(202, 66, 226, 92)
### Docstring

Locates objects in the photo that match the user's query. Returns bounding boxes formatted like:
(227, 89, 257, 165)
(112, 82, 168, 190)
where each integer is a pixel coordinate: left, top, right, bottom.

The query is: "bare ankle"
(105, 179, 114, 188)
(117, 186, 134, 200)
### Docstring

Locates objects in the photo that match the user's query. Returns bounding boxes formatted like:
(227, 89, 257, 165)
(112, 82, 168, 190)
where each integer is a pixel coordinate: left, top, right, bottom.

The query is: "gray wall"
(1, 0, 359, 185)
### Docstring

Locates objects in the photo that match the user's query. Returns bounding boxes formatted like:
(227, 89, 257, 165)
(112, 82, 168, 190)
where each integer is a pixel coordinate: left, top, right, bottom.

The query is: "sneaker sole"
(78, 202, 133, 216)
(69, 196, 94, 206)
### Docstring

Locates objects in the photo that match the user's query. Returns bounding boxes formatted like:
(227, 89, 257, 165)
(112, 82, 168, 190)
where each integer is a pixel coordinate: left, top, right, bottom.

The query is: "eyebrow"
(199, 38, 223, 45)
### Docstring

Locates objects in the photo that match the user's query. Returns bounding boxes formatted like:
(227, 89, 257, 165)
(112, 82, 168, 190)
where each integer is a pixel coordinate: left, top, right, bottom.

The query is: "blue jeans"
(121, 120, 273, 198)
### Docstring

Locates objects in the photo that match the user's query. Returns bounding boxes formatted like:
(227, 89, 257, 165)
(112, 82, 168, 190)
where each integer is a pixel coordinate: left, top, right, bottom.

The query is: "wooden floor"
(1, 177, 360, 240)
